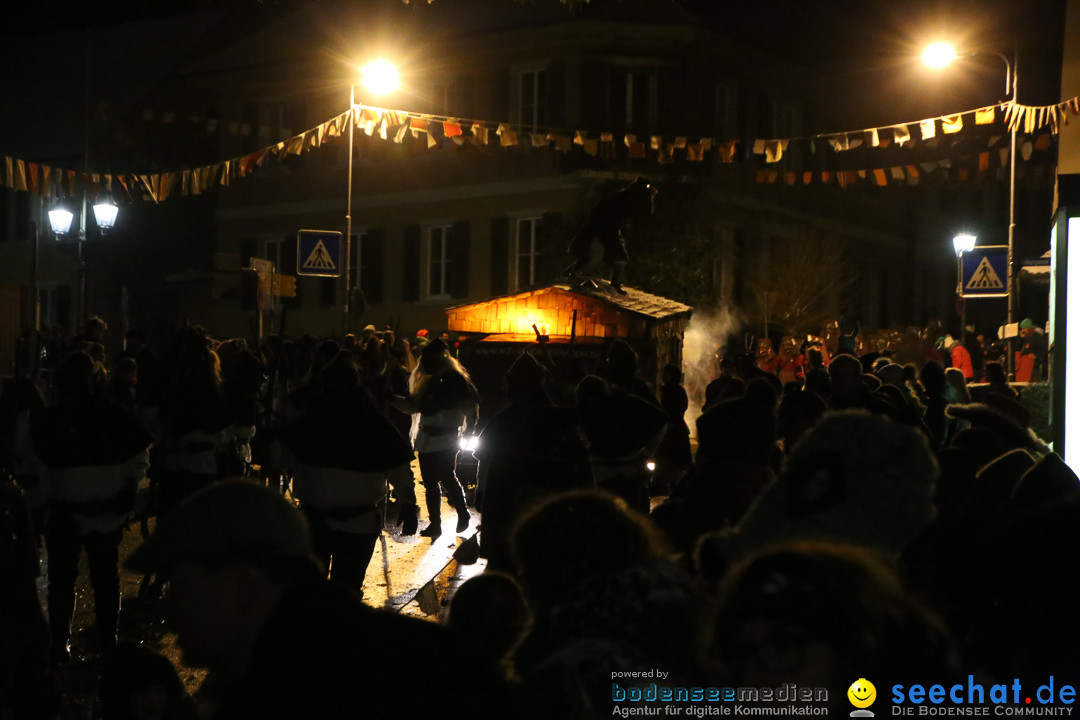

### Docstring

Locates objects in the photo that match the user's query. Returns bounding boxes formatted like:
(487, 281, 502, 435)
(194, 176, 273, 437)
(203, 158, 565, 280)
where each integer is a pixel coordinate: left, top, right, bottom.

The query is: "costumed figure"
(563, 176, 657, 294)
(575, 375, 667, 515)
(393, 339, 478, 538)
(473, 352, 593, 570)
(755, 338, 778, 376)
(31, 351, 153, 661)
(776, 336, 805, 387)
(276, 352, 417, 597)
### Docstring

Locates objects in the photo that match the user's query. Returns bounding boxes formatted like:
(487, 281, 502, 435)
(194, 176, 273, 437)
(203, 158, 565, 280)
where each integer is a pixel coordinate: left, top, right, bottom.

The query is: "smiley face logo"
(848, 678, 876, 709)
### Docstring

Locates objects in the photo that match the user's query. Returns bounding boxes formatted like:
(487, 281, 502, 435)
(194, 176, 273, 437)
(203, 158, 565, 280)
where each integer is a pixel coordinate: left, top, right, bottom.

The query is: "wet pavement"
(49, 464, 486, 718)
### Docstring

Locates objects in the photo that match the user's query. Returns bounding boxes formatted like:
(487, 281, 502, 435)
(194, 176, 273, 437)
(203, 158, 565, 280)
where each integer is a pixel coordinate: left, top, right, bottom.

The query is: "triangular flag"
(41, 166, 52, 197)
(890, 167, 905, 180)
(942, 114, 963, 134)
(629, 142, 646, 158)
(764, 141, 782, 162)
(976, 107, 995, 125)
(443, 122, 462, 137)
(14, 160, 26, 192)
(893, 125, 911, 146)
(920, 119, 936, 140)
(549, 134, 572, 152)
(802, 171, 813, 185)
(530, 133, 548, 148)
(472, 125, 489, 145)
(583, 139, 598, 156)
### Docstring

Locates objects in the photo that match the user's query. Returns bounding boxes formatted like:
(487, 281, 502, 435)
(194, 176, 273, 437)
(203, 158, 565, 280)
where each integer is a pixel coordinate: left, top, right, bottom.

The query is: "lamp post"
(923, 42, 1018, 376)
(344, 59, 399, 334)
(48, 194, 119, 325)
(953, 233, 977, 344)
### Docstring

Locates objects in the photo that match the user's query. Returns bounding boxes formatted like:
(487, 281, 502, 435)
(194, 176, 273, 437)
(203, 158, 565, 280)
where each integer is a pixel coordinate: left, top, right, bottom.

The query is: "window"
(512, 217, 540, 291)
(519, 69, 547, 131)
(608, 68, 657, 130)
(426, 224, 453, 298)
(709, 79, 737, 137)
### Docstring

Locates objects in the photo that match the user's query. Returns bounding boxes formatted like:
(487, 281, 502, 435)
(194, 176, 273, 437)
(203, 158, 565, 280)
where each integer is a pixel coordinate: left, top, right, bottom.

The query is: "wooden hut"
(446, 281, 692, 413)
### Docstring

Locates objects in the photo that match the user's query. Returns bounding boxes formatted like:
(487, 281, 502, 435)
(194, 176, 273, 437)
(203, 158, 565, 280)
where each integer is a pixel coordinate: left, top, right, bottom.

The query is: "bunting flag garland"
(1, 97, 1075, 203)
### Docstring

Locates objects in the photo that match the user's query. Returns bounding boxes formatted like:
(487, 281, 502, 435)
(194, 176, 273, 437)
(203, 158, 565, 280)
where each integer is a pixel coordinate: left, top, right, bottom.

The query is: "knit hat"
(1019, 318, 1035, 330)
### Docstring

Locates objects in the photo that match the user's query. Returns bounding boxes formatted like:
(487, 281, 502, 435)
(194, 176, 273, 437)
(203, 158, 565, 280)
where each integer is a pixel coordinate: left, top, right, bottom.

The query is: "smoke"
(681, 307, 742, 436)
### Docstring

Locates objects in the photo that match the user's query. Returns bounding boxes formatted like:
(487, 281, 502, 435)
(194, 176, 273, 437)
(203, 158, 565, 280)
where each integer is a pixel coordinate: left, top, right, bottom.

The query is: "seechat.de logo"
(849, 679, 878, 718)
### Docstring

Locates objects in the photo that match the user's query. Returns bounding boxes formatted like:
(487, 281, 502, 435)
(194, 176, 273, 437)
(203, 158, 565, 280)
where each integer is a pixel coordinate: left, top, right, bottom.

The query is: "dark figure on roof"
(563, 176, 657, 295)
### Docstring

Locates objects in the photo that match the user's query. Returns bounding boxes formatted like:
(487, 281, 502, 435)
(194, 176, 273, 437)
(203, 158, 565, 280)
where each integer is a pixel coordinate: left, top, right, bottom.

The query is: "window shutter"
(546, 62, 566, 127)
(362, 229, 385, 304)
(402, 225, 421, 302)
(489, 217, 510, 296)
(449, 220, 471, 299)
(240, 238, 257, 265)
(537, 212, 565, 282)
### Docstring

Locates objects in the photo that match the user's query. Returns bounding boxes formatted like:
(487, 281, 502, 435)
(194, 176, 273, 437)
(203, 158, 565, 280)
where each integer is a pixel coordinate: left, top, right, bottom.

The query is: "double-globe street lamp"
(47, 195, 119, 328)
(923, 41, 1018, 375)
(344, 59, 400, 333)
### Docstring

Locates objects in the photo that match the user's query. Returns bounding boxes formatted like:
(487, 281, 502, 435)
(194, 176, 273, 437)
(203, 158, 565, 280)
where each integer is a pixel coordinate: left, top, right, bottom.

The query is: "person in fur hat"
(393, 339, 478, 538)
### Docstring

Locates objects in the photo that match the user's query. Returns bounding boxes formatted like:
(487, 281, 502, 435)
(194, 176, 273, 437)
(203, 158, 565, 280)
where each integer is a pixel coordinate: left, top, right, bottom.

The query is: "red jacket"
(951, 345, 974, 379)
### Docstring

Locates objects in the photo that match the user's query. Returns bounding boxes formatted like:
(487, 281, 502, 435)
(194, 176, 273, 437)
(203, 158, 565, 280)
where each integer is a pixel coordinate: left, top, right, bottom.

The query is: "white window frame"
(511, 216, 541, 292)
(425, 223, 453, 300)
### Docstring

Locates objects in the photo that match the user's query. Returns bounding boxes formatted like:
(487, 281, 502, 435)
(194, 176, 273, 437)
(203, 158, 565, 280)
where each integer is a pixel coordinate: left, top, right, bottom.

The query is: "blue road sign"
(960, 245, 1009, 298)
(297, 229, 342, 277)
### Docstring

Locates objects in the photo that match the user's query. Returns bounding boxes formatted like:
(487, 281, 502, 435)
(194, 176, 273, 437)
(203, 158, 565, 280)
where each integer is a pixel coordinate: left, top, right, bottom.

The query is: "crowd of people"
(0, 310, 1073, 719)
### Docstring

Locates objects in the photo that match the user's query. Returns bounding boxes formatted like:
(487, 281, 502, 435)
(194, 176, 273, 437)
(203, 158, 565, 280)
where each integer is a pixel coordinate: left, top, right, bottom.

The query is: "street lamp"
(953, 233, 976, 257)
(954, 233, 977, 344)
(344, 59, 400, 333)
(923, 41, 1018, 375)
(47, 195, 120, 324)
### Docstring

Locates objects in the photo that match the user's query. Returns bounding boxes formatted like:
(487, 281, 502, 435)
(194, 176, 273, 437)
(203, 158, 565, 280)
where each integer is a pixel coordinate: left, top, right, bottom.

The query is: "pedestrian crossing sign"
(959, 245, 1008, 298)
(297, 230, 342, 277)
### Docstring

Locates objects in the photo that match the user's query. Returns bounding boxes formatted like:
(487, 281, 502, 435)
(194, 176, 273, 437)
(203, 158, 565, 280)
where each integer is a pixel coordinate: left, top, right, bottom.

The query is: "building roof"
(557, 279, 693, 320)
(447, 280, 692, 322)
